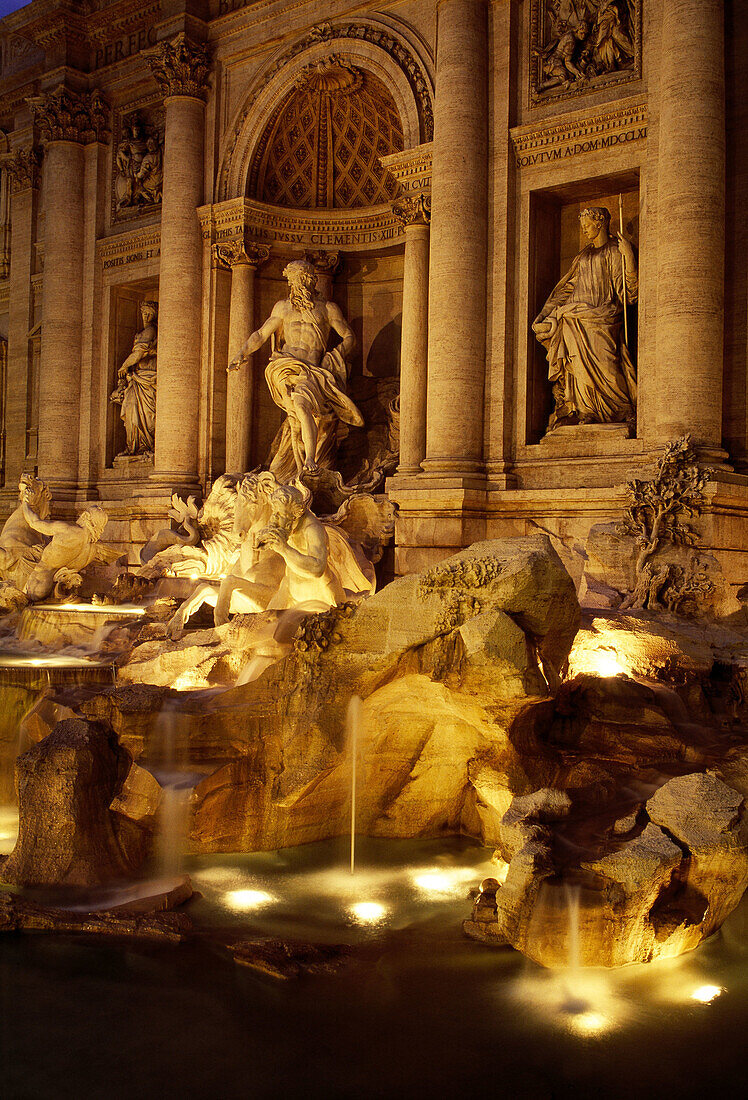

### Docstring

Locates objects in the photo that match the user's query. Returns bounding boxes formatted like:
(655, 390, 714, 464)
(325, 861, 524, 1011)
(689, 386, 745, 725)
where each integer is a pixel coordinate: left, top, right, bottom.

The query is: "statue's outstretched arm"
(228, 307, 283, 371)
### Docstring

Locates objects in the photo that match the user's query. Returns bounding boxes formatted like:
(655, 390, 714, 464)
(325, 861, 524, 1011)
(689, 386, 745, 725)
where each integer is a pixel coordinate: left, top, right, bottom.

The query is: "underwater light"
(568, 1010, 610, 1035)
(412, 867, 478, 896)
(348, 901, 387, 924)
(691, 984, 723, 1004)
(225, 888, 274, 910)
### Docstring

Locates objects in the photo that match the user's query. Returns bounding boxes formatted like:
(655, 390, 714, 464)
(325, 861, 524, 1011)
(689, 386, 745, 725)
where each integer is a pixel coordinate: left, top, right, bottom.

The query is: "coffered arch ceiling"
(249, 59, 404, 210)
(217, 21, 433, 203)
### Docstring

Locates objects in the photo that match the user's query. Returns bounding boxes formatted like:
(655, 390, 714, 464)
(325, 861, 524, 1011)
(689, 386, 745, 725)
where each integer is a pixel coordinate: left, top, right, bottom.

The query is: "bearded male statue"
(227, 259, 363, 480)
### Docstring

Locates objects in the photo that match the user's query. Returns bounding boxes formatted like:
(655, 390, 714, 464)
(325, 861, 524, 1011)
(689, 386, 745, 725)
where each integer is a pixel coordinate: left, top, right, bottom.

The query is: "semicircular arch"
(217, 22, 433, 203)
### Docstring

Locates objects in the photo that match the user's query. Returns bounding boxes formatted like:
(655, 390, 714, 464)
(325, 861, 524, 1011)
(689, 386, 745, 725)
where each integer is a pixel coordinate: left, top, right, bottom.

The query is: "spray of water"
(347, 696, 362, 875)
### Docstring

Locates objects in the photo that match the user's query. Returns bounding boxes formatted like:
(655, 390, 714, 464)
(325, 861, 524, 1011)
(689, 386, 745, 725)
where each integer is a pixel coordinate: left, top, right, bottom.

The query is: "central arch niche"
(249, 58, 404, 210)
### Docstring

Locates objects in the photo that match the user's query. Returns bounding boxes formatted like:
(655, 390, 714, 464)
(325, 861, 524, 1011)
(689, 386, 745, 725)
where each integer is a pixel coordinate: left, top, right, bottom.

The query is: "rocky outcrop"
(87, 535, 579, 852)
(465, 771, 748, 968)
(1, 717, 157, 887)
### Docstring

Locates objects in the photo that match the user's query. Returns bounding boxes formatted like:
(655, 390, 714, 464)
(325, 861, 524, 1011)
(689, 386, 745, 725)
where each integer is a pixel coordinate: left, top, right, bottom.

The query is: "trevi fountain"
(0, 0, 747, 1097)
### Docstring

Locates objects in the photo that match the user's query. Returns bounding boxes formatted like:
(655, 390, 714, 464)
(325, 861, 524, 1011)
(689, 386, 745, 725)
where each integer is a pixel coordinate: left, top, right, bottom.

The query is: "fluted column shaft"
(226, 262, 255, 472)
(394, 199, 430, 474)
(423, 0, 488, 475)
(153, 93, 205, 481)
(38, 140, 85, 488)
(654, 0, 725, 451)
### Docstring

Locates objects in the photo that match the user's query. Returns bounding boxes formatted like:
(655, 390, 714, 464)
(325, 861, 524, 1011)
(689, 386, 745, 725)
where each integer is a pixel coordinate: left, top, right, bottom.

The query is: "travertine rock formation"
(465, 761, 748, 968)
(89, 534, 580, 851)
(2, 717, 157, 887)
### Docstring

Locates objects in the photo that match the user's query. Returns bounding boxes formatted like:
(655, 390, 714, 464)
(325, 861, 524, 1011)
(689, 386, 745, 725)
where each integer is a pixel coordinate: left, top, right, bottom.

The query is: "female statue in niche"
(532, 205, 637, 431)
(110, 300, 158, 455)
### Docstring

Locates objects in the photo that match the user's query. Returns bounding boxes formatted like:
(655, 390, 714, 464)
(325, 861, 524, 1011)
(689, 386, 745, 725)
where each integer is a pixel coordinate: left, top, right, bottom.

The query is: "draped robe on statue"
(266, 339, 363, 482)
(119, 331, 157, 454)
(534, 239, 638, 429)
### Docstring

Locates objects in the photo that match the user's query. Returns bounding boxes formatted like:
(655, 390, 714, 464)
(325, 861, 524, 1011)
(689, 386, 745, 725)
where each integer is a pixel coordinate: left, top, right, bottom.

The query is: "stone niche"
(526, 171, 640, 444)
(106, 280, 159, 467)
(243, 249, 404, 478)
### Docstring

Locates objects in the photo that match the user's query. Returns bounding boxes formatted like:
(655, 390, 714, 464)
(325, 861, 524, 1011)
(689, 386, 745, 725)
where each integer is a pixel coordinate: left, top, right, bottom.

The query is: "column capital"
(392, 193, 431, 227)
(304, 249, 341, 276)
(26, 86, 109, 145)
(213, 239, 270, 270)
(4, 147, 42, 193)
(145, 33, 211, 102)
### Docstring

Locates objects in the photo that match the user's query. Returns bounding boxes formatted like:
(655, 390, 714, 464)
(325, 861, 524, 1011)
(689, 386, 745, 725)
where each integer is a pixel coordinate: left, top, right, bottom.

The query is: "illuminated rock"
(465, 773, 748, 968)
(1, 717, 152, 888)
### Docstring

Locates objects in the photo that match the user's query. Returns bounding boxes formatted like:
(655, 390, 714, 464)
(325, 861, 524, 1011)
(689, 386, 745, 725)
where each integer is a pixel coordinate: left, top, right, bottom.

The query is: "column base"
(387, 471, 488, 575)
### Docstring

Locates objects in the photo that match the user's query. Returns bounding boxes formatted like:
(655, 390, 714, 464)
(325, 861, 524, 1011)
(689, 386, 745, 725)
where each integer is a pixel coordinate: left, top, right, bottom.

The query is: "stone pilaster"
(145, 33, 210, 485)
(214, 240, 270, 473)
(654, 0, 725, 457)
(4, 148, 41, 485)
(421, 0, 488, 477)
(392, 194, 430, 475)
(28, 87, 109, 493)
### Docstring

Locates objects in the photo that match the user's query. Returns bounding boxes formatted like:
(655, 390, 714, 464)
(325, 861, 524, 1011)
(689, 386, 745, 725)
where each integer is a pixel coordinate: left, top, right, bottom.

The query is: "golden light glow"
(170, 670, 207, 691)
(225, 888, 274, 910)
(348, 901, 387, 924)
(567, 1011, 611, 1035)
(492, 857, 510, 885)
(691, 984, 723, 1004)
(33, 602, 146, 616)
(567, 634, 628, 679)
(411, 866, 478, 896)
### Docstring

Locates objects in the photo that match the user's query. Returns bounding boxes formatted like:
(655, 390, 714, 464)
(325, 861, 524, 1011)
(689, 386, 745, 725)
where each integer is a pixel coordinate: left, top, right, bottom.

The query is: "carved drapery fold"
(145, 33, 211, 101)
(27, 86, 109, 144)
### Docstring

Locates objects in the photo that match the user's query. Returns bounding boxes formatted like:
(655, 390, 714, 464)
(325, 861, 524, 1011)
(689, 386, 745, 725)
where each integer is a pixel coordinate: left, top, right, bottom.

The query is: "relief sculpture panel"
(112, 105, 164, 221)
(530, 0, 640, 105)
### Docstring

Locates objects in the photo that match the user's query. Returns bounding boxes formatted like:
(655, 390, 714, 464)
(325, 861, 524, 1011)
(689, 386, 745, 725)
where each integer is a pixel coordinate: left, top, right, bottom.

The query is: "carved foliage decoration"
(113, 105, 164, 221)
(144, 32, 210, 101)
(5, 148, 42, 193)
(251, 58, 403, 210)
(391, 193, 431, 226)
(618, 435, 711, 612)
(530, 0, 640, 106)
(212, 239, 270, 270)
(27, 86, 109, 145)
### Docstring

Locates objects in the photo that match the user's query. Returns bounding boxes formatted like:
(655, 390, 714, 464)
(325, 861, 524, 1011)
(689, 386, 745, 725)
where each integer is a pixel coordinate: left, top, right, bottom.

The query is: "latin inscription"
(103, 247, 160, 270)
(93, 27, 157, 70)
(208, 226, 401, 248)
(515, 126, 647, 169)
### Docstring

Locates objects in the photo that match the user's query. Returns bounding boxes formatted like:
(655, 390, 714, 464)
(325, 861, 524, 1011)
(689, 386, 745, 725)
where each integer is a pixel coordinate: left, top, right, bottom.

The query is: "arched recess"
(217, 21, 433, 203)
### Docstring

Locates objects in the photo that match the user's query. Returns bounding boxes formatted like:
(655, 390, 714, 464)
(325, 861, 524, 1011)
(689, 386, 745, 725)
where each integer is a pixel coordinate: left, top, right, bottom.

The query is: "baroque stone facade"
(0, 0, 743, 600)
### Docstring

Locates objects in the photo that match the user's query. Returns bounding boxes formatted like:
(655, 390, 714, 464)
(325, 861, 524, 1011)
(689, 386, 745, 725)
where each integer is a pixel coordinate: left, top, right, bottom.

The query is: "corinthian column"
(392, 193, 430, 474)
(27, 87, 109, 493)
(214, 240, 270, 472)
(422, 0, 488, 477)
(4, 148, 41, 485)
(146, 33, 210, 484)
(654, 0, 725, 455)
